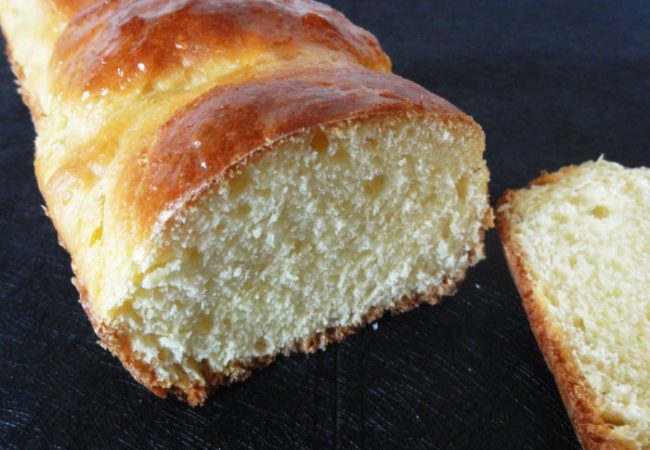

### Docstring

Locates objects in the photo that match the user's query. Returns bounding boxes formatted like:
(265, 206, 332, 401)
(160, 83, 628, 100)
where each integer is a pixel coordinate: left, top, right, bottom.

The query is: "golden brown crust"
(496, 187, 630, 450)
(51, 0, 391, 99)
(50, 0, 97, 18)
(116, 65, 471, 237)
(78, 236, 487, 407)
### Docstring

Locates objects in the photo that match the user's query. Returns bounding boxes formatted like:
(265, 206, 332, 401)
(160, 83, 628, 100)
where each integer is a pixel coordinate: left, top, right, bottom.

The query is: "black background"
(1, 1, 649, 449)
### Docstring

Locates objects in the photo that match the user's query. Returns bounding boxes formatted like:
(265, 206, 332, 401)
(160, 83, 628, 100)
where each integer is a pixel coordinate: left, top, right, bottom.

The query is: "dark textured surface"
(0, 1, 648, 449)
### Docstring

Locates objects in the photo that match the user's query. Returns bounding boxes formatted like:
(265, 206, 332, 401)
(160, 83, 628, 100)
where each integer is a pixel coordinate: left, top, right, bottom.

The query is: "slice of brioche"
(496, 160, 650, 449)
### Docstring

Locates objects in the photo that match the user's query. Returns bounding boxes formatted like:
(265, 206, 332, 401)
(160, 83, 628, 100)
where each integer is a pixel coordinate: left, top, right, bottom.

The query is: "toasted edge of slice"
(496, 160, 648, 450)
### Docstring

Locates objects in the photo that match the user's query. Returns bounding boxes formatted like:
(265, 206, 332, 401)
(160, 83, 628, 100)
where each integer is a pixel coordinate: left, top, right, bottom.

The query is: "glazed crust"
(496, 179, 630, 450)
(51, 0, 391, 99)
(119, 65, 470, 237)
(51, 0, 97, 18)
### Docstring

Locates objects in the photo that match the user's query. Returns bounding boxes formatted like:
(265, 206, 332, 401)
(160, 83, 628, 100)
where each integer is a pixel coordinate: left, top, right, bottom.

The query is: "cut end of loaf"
(98, 114, 490, 404)
(497, 159, 650, 449)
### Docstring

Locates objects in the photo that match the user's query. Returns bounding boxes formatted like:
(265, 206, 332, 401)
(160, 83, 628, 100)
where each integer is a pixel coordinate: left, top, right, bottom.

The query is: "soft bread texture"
(496, 160, 650, 449)
(1, 0, 491, 404)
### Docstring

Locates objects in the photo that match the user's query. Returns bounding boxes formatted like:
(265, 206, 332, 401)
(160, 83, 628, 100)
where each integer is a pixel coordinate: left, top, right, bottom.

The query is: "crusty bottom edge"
(496, 189, 632, 450)
(77, 232, 487, 407)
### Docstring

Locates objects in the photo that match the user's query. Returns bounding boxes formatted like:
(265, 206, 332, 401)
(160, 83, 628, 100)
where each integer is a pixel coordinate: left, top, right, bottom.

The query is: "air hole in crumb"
(547, 292, 559, 307)
(404, 127, 416, 139)
(402, 154, 416, 171)
(441, 217, 452, 240)
(222, 318, 232, 331)
(310, 129, 329, 153)
(228, 171, 251, 197)
(234, 203, 251, 218)
(184, 247, 202, 266)
(158, 348, 173, 362)
(274, 207, 289, 227)
(214, 223, 226, 235)
(291, 239, 306, 255)
(590, 205, 610, 219)
(563, 233, 577, 245)
(241, 280, 255, 292)
(89, 225, 103, 246)
(294, 302, 306, 315)
(552, 213, 569, 224)
(194, 313, 213, 334)
(573, 316, 585, 331)
(254, 337, 268, 353)
(331, 148, 348, 164)
(423, 190, 438, 206)
(456, 175, 470, 201)
(365, 137, 379, 149)
(602, 411, 626, 427)
(363, 174, 386, 199)
(258, 188, 272, 199)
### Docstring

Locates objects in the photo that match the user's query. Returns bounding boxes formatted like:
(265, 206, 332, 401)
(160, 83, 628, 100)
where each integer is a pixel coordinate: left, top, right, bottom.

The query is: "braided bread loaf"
(1, 0, 491, 405)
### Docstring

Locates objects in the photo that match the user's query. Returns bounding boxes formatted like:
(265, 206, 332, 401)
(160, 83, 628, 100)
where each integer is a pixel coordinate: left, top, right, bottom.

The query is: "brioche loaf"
(1, 0, 491, 405)
(497, 160, 650, 449)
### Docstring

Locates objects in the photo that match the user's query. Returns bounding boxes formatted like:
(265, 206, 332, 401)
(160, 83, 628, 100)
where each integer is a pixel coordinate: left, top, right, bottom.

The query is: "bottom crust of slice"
(497, 187, 632, 450)
(77, 233, 487, 407)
